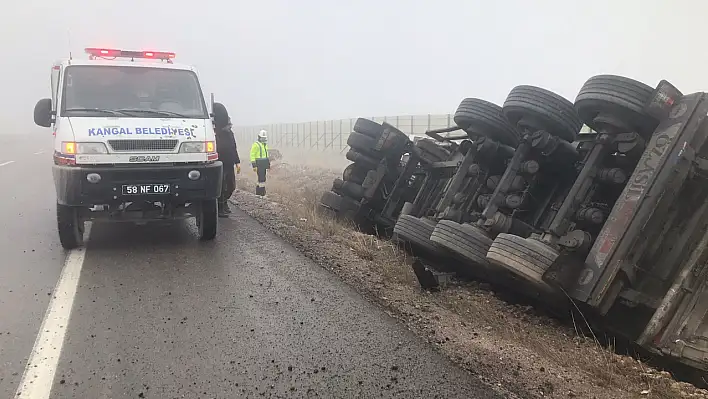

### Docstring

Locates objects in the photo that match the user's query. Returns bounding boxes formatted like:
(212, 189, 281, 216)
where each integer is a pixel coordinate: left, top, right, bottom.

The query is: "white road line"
(14, 224, 91, 399)
(33, 151, 45, 155)
(0, 161, 15, 167)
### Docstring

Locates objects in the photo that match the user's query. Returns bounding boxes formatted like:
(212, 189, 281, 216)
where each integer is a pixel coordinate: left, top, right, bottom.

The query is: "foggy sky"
(2, 0, 705, 131)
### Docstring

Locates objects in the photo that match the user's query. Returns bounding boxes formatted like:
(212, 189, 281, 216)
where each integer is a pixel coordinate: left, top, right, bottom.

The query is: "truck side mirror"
(33, 98, 53, 128)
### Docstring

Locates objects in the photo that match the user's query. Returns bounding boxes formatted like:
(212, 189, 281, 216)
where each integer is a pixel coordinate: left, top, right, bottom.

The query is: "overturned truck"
(318, 74, 708, 374)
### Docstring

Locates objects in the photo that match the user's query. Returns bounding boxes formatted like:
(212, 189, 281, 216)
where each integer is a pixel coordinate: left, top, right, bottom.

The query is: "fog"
(1, 0, 706, 132)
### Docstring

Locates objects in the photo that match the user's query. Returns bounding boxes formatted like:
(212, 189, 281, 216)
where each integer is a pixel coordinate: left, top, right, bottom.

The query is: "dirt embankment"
(232, 160, 708, 399)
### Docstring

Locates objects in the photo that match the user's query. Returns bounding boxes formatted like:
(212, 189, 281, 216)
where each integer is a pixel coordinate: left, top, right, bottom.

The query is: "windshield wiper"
(115, 108, 190, 118)
(64, 107, 128, 116)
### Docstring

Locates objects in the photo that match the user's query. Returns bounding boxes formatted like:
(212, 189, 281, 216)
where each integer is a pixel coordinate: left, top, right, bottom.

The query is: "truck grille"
(108, 139, 179, 152)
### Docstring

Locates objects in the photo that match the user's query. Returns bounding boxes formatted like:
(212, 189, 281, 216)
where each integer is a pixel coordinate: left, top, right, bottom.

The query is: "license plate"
(121, 183, 170, 195)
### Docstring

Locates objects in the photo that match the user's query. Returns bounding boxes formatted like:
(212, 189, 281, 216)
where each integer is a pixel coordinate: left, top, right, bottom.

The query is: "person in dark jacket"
(212, 103, 241, 217)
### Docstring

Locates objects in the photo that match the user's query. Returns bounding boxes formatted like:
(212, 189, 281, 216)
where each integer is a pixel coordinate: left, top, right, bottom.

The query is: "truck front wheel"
(57, 203, 84, 250)
(197, 199, 218, 241)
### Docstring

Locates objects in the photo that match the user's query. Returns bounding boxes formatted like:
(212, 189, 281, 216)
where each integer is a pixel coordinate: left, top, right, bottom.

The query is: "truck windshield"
(60, 65, 209, 119)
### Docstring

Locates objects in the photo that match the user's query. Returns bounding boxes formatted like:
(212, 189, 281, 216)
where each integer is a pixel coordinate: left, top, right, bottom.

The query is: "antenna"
(67, 29, 73, 60)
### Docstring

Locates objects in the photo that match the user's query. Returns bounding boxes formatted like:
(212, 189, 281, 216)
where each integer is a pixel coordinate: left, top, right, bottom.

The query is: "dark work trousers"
(255, 158, 270, 196)
(219, 163, 236, 206)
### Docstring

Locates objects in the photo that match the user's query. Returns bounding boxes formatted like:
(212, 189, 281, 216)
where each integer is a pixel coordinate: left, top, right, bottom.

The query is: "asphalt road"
(0, 134, 503, 398)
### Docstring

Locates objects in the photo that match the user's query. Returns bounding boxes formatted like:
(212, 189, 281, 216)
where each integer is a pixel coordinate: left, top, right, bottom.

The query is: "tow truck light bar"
(84, 48, 176, 62)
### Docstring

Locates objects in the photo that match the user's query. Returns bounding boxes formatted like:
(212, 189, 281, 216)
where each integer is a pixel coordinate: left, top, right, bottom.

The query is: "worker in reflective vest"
(250, 130, 270, 196)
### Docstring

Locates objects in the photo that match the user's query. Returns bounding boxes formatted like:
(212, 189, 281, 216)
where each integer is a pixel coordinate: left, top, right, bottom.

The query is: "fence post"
(427, 114, 431, 131)
(324, 121, 327, 150)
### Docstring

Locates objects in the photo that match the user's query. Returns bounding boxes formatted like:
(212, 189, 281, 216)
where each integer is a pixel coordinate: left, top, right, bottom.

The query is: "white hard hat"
(258, 130, 267, 139)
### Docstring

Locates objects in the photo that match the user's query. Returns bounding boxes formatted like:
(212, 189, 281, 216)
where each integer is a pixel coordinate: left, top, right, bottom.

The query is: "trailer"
(317, 74, 708, 374)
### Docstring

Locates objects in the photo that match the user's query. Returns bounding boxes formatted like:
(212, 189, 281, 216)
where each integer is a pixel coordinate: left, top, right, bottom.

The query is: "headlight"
(77, 142, 108, 154)
(179, 142, 206, 153)
(74, 142, 108, 154)
(180, 141, 216, 153)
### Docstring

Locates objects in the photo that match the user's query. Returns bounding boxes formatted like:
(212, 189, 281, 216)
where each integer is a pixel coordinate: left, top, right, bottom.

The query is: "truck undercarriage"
(318, 76, 708, 378)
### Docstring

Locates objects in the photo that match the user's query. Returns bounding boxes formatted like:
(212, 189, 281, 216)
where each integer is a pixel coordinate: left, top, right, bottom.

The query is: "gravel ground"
(232, 159, 708, 399)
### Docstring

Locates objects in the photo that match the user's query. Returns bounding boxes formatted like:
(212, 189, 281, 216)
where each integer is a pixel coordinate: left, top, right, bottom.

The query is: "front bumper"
(53, 162, 223, 206)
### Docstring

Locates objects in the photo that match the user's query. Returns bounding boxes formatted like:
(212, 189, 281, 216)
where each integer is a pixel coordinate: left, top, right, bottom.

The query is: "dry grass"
(237, 163, 418, 287)
(234, 160, 708, 399)
(237, 163, 346, 236)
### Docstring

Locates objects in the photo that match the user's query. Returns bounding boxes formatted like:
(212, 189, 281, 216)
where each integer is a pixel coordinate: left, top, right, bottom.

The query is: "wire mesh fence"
(233, 114, 596, 153)
(232, 114, 456, 153)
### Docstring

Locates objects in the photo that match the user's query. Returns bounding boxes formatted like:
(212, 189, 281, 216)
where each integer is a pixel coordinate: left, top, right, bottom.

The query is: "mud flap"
(542, 249, 588, 290)
(410, 257, 455, 292)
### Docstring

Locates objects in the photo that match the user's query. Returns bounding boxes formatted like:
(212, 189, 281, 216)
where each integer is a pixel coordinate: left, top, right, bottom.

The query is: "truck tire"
(341, 181, 365, 200)
(343, 163, 368, 185)
(430, 220, 491, 267)
(320, 190, 360, 214)
(503, 86, 582, 143)
(379, 122, 411, 153)
(332, 178, 345, 195)
(486, 233, 558, 286)
(574, 74, 658, 138)
(393, 215, 439, 255)
(198, 199, 218, 241)
(318, 206, 338, 220)
(347, 132, 379, 154)
(57, 203, 84, 250)
(361, 169, 379, 190)
(319, 191, 374, 231)
(320, 191, 365, 225)
(353, 118, 385, 138)
(346, 149, 380, 170)
(415, 139, 450, 164)
(454, 98, 520, 147)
